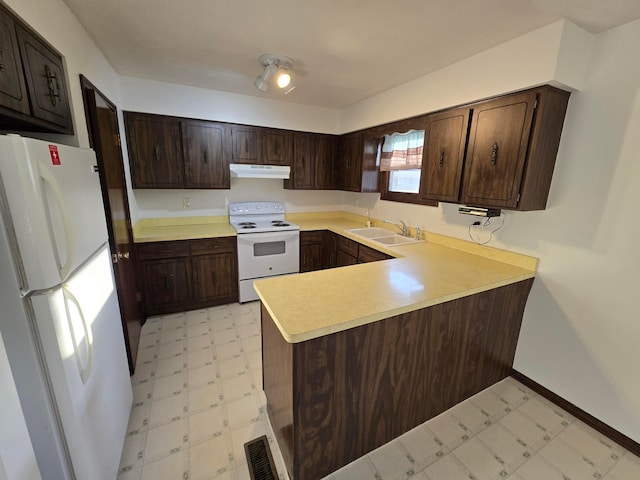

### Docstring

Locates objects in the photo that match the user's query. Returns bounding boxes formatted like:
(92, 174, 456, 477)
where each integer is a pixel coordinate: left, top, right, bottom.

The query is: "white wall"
(341, 19, 640, 442)
(134, 179, 344, 219)
(119, 76, 340, 133)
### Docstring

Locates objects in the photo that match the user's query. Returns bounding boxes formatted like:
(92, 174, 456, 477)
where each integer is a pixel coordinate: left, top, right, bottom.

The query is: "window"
(379, 129, 436, 206)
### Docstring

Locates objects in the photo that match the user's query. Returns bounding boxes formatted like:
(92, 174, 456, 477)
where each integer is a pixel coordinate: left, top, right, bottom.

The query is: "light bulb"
(277, 72, 291, 88)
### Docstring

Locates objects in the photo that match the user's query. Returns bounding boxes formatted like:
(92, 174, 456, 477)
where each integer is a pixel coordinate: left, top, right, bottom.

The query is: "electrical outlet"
(183, 197, 191, 209)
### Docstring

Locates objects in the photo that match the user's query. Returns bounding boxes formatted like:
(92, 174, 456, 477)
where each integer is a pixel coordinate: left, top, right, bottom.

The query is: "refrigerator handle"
(63, 286, 94, 384)
(37, 162, 75, 281)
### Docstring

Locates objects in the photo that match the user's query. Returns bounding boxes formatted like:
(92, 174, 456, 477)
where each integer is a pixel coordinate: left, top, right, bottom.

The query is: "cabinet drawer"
(300, 231, 324, 245)
(137, 241, 190, 260)
(336, 235, 359, 257)
(191, 236, 236, 255)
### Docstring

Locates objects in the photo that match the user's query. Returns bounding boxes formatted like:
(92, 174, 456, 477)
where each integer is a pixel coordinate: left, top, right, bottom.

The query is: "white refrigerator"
(0, 135, 133, 479)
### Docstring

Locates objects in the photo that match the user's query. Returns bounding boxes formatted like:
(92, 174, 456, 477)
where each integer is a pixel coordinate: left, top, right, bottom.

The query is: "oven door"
(237, 230, 300, 280)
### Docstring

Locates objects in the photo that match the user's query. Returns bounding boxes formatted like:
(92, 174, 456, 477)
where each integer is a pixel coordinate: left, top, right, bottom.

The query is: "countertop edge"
(256, 271, 536, 344)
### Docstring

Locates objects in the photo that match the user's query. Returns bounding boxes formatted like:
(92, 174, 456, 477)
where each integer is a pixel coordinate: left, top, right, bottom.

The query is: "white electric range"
(229, 202, 300, 302)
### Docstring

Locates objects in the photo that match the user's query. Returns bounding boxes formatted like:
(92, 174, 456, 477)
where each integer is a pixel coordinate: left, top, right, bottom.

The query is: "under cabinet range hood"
(229, 163, 291, 179)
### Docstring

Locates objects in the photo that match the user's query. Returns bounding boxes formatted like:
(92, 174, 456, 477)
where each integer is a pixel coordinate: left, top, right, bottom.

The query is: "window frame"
(379, 170, 438, 206)
(375, 119, 438, 207)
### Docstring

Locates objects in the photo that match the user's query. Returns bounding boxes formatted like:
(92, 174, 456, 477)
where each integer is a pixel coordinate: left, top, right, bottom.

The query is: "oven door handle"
(236, 231, 300, 244)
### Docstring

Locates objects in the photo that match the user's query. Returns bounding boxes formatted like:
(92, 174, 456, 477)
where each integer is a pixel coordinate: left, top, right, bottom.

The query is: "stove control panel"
(229, 202, 285, 216)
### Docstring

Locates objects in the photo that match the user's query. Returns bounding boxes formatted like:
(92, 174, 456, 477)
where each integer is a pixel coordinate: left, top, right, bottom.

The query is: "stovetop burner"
(229, 201, 300, 234)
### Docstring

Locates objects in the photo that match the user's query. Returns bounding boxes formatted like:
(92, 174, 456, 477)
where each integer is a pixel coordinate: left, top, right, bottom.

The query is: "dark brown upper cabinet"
(125, 112, 184, 188)
(230, 125, 292, 165)
(336, 133, 379, 192)
(230, 124, 260, 164)
(420, 107, 470, 203)
(182, 120, 229, 189)
(262, 128, 292, 165)
(461, 86, 569, 210)
(286, 132, 315, 189)
(0, 7, 29, 116)
(0, 4, 72, 133)
(315, 134, 337, 189)
(285, 132, 338, 190)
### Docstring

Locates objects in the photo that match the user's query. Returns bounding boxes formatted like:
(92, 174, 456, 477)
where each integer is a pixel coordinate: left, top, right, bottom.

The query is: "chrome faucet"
(384, 219, 408, 237)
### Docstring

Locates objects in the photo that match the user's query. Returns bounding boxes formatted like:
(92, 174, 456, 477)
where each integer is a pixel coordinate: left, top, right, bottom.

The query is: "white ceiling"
(62, 0, 640, 109)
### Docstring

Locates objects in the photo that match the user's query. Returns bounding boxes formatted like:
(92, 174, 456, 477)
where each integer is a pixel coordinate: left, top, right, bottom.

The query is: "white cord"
(468, 212, 506, 245)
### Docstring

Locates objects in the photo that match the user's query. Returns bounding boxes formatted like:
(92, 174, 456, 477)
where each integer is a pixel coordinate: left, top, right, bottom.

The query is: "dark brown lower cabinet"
(357, 244, 393, 263)
(302, 230, 392, 271)
(137, 237, 238, 316)
(141, 257, 190, 312)
(335, 235, 358, 267)
(262, 279, 534, 479)
(191, 239, 238, 304)
(299, 231, 325, 273)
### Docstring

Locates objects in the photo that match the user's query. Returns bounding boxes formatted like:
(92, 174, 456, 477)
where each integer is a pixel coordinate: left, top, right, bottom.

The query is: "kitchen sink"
(346, 227, 392, 238)
(347, 228, 424, 247)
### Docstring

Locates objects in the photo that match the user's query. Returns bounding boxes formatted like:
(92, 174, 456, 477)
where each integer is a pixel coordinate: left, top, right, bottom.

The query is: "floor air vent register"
(244, 435, 278, 480)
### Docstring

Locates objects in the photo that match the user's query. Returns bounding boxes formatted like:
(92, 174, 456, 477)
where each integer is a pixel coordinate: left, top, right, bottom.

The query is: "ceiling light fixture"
(254, 54, 295, 95)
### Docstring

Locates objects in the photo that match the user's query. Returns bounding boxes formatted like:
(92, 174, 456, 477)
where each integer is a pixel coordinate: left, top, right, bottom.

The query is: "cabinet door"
(288, 132, 315, 189)
(15, 24, 72, 132)
(323, 231, 338, 269)
(421, 108, 470, 202)
(0, 7, 29, 115)
(336, 133, 360, 191)
(335, 235, 358, 267)
(357, 245, 391, 263)
(300, 231, 324, 272)
(461, 92, 537, 208)
(141, 258, 190, 311)
(125, 113, 184, 188)
(336, 249, 357, 267)
(345, 134, 363, 191)
(262, 128, 292, 166)
(192, 252, 238, 302)
(230, 125, 260, 164)
(183, 120, 229, 189)
(315, 134, 337, 189)
(337, 133, 379, 192)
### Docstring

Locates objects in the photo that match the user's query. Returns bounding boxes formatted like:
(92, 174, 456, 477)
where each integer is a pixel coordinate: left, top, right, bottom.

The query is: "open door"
(80, 75, 142, 373)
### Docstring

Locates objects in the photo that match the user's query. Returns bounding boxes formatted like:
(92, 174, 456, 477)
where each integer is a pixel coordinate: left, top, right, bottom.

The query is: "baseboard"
(510, 369, 640, 457)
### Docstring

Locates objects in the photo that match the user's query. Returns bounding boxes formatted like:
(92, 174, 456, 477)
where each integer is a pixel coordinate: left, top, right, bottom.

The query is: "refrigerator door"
(0, 332, 42, 480)
(0, 135, 108, 291)
(29, 246, 132, 480)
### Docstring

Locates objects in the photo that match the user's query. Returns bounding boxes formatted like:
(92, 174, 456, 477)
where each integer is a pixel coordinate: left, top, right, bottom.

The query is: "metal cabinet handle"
(0, 47, 4, 72)
(44, 65, 60, 106)
(203, 150, 208, 164)
(154, 146, 160, 162)
(490, 142, 499, 166)
(439, 148, 445, 167)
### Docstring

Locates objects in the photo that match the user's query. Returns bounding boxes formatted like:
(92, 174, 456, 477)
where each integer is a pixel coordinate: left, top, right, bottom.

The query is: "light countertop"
(256, 214, 537, 344)
(133, 216, 236, 243)
(132, 213, 537, 344)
